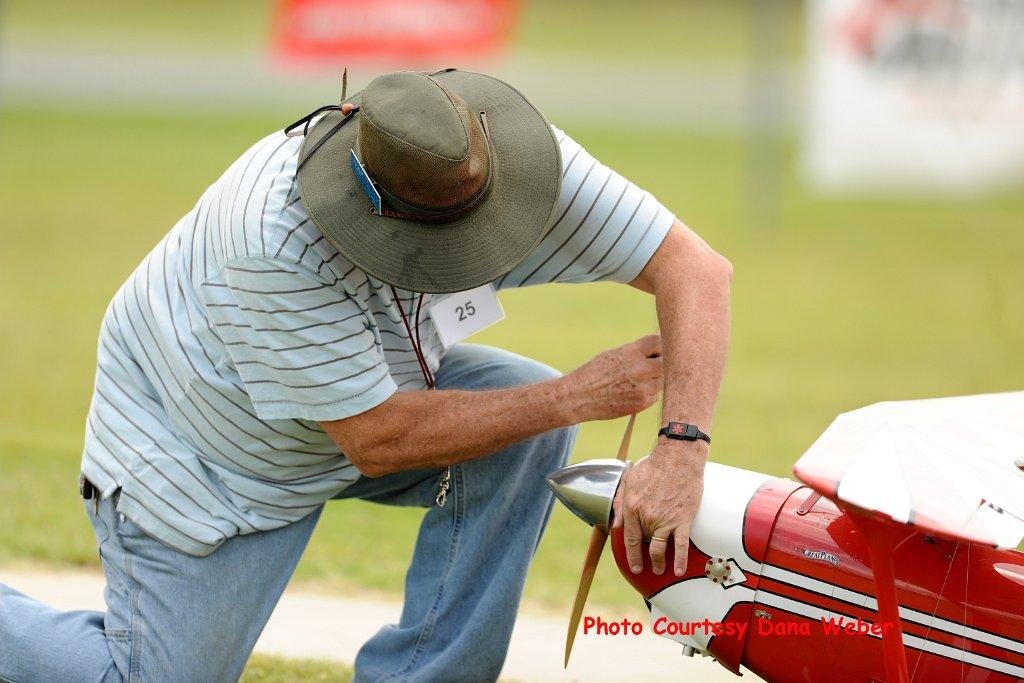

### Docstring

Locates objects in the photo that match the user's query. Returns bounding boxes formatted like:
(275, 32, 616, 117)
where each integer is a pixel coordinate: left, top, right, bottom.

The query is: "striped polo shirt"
(81, 124, 675, 556)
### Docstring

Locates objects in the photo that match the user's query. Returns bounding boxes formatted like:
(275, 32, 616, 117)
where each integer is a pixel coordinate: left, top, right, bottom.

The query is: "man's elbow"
(669, 236, 733, 294)
(707, 250, 733, 288)
(653, 223, 732, 290)
(342, 428, 413, 478)
(344, 444, 396, 478)
(321, 418, 398, 479)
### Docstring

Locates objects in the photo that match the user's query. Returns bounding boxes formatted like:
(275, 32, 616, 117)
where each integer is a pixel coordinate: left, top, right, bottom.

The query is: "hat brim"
(296, 70, 562, 294)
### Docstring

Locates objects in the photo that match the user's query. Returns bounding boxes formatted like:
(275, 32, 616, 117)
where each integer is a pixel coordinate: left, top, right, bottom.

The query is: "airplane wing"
(793, 391, 1024, 549)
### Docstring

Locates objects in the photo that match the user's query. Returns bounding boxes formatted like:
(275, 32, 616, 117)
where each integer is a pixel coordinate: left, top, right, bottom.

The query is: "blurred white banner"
(804, 0, 1024, 193)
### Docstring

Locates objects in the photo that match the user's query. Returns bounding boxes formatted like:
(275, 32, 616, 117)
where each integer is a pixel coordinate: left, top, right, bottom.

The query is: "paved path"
(1, 568, 750, 682)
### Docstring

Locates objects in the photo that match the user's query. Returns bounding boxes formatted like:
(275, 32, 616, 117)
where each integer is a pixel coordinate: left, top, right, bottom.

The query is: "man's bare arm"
(615, 219, 733, 576)
(320, 335, 664, 477)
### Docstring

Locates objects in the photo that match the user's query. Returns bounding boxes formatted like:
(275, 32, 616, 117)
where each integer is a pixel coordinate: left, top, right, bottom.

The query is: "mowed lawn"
(1, 106, 1022, 617)
(240, 655, 350, 683)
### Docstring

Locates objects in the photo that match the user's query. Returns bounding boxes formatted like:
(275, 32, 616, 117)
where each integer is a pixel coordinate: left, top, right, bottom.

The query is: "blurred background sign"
(804, 0, 1024, 193)
(272, 0, 521, 67)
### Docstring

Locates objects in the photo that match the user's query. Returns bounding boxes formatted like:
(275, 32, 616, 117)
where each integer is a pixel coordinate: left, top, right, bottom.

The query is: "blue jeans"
(0, 345, 576, 683)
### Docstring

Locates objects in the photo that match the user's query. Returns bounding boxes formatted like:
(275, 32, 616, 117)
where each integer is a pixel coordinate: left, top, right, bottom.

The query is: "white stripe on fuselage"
(756, 591, 1024, 678)
(760, 564, 1024, 657)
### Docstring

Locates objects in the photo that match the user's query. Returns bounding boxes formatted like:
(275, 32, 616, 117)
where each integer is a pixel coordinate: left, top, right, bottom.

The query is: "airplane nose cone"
(545, 459, 627, 531)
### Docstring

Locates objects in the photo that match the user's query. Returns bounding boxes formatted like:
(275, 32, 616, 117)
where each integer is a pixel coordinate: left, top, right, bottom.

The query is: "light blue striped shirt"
(81, 125, 675, 556)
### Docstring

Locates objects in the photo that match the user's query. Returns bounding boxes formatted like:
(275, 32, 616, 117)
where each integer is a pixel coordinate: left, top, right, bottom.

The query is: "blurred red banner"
(272, 0, 521, 66)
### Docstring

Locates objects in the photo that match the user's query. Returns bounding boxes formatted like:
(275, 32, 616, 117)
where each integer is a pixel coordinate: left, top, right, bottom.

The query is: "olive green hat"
(293, 69, 562, 294)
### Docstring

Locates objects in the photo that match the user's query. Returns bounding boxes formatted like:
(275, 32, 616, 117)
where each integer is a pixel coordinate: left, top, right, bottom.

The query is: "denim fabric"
(0, 344, 576, 683)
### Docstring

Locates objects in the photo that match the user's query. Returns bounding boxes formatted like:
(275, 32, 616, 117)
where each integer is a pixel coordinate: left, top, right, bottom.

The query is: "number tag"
(428, 284, 505, 349)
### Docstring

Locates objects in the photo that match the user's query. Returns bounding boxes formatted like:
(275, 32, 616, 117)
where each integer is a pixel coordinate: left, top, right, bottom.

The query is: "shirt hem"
(80, 456, 120, 499)
(251, 374, 399, 422)
(607, 209, 677, 284)
(115, 495, 225, 558)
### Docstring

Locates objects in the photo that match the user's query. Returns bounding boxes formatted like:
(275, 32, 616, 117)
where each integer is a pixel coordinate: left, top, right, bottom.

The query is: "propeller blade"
(564, 525, 608, 667)
(616, 413, 636, 462)
(564, 414, 636, 667)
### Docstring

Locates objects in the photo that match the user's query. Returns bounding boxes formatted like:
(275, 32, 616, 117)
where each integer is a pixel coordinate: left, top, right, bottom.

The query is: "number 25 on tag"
(428, 284, 505, 348)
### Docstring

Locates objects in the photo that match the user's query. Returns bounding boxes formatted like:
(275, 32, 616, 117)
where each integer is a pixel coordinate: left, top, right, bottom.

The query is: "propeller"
(563, 413, 636, 667)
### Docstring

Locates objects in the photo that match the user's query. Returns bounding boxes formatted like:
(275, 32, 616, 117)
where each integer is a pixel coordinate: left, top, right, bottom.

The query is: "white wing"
(793, 391, 1024, 548)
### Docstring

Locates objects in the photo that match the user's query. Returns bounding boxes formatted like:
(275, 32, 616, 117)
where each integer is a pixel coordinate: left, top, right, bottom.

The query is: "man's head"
(296, 69, 562, 294)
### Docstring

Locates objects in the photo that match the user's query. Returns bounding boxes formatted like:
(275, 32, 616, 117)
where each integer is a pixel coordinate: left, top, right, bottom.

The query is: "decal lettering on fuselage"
(801, 548, 841, 565)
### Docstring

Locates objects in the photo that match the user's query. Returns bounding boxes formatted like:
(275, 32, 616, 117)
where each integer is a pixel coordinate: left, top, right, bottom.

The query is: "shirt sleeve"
(495, 126, 677, 289)
(200, 257, 396, 422)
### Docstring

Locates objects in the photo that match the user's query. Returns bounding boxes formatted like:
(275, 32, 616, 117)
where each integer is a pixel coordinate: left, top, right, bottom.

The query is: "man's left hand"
(612, 441, 706, 576)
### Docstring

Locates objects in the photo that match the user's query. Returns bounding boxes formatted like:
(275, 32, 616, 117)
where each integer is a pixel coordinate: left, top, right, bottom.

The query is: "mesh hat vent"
(357, 71, 492, 220)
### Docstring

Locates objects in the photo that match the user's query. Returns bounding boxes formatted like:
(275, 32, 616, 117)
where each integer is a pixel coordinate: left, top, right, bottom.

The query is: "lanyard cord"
(414, 293, 429, 380)
(390, 286, 434, 389)
(389, 285, 450, 507)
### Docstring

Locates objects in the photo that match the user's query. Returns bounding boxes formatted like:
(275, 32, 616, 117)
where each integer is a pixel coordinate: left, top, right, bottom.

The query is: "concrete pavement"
(0, 567, 751, 682)
(0, 41, 797, 132)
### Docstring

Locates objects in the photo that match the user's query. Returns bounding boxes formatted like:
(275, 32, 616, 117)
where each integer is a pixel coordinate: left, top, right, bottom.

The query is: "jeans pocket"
(99, 512, 143, 683)
(112, 510, 135, 538)
(111, 493, 147, 543)
(103, 623, 137, 683)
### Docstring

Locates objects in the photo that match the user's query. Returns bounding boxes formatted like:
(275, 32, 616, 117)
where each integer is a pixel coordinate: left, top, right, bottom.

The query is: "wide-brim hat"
(295, 69, 562, 294)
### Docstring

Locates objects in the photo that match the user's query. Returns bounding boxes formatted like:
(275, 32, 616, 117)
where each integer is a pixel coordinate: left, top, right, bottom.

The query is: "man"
(0, 70, 731, 682)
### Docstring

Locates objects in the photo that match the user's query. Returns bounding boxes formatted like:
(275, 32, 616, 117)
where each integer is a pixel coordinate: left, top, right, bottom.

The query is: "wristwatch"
(658, 421, 711, 445)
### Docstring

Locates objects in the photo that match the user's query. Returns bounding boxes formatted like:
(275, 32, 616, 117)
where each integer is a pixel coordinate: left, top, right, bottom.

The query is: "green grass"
(1, 105, 1022, 614)
(0, 0, 801, 63)
(241, 654, 350, 683)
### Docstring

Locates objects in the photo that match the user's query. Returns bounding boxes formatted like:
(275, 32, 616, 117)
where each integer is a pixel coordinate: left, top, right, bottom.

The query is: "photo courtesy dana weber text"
(581, 614, 897, 639)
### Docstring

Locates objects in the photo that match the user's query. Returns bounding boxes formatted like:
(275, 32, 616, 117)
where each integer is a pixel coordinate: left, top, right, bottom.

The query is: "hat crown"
(358, 71, 491, 217)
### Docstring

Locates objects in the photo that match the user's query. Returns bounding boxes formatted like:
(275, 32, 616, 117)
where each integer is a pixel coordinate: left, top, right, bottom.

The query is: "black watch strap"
(658, 421, 711, 445)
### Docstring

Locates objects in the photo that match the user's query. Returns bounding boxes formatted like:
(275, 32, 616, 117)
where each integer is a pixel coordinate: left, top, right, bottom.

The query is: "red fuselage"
(611, 479, 1024, 682)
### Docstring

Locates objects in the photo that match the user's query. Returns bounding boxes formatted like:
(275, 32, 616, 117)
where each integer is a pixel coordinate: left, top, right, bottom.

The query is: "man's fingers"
(635, 333, 662, 358)
(648, 527, 672, 575)
(673, 527, 690, 577)
(611, 486, 623, 529)
(646, 356, 664, 379)
(623, 507, 644, 574)
(611, 463, 633, 529)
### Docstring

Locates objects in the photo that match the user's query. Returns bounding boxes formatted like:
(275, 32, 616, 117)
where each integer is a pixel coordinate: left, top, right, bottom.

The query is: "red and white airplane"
(547, 392, 1024, 682)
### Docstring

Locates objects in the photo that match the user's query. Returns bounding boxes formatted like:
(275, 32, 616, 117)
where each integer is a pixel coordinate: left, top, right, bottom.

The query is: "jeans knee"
(554, 423, 577, 466)
(528, 421, 577, 474)
(475, 351, 561, 391)
(513, 357, 562, 385)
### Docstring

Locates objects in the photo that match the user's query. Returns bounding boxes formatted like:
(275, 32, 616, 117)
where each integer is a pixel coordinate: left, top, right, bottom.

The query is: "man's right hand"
(563, 334, 663, 421)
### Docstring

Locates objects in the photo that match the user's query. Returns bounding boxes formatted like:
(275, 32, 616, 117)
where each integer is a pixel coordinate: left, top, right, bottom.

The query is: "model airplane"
(547, 392, 1024, 682)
